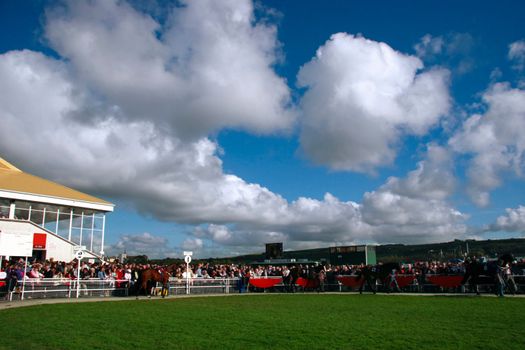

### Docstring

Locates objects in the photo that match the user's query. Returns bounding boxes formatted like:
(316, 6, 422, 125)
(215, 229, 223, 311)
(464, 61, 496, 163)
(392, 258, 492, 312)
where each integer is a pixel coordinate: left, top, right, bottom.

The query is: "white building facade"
(0, 158, 114, 262)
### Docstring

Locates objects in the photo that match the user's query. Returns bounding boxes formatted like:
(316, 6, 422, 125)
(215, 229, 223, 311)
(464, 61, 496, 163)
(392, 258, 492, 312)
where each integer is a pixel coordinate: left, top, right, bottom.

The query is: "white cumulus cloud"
(45, 0, 296, 139)
(450, 83, 525, 206)
(359, 144, 466, 243)
(509, 39, 525, 71)
(414, 34, 444, 58)
(381, 144, 455, 201)
(298, 33, 450, 172)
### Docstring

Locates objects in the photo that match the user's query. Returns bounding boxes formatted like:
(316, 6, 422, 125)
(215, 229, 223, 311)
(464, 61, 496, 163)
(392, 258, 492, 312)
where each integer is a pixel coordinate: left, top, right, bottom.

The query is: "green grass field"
(1, 294, 524, 350)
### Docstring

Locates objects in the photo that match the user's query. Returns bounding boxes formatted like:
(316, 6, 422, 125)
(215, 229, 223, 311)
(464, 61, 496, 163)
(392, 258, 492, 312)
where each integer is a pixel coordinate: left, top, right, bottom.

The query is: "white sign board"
(0, 231, 33, 257)
(75, 250, 84, 260)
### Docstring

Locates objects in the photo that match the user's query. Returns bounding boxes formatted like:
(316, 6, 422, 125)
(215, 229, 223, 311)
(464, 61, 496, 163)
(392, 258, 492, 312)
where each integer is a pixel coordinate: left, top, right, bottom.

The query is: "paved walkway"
(0, 293, 229, 310)
(1, 292, 523, 310)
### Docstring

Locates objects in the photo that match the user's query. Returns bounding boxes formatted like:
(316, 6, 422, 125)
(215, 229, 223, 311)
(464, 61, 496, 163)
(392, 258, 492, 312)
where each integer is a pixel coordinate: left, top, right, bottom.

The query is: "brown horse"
(135, 268, 171, 299)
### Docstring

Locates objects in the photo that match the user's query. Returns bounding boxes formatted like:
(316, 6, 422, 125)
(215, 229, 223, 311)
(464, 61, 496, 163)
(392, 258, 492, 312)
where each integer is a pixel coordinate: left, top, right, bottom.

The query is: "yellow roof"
(0, 157, 113, 211)
(0, 158, 20, 171)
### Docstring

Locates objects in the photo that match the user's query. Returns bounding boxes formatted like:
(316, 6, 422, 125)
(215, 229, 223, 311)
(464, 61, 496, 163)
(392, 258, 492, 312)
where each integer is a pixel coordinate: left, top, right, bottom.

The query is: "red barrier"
(249, 278, 282, 289)
(427, 275, 463, 288)
(395, 275, 416, 288)
(337, 275, 416, 288)
(336, 276, 361, 288)
(296, 277, 318, 288)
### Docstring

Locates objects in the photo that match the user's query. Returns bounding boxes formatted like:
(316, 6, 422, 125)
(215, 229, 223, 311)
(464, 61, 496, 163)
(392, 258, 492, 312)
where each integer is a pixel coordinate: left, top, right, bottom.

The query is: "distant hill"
(169, 238, 525, 265)
(376, 238, 525, 262)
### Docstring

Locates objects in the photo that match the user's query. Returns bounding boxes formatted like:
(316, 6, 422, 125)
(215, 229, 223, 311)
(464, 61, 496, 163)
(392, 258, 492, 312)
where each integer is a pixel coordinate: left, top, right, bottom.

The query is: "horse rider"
(503, 263, 517, 295)
(387, 268, 401, 293)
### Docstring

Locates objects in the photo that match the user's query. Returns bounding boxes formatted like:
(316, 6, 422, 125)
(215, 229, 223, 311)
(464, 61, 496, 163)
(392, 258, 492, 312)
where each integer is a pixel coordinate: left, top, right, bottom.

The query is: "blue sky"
(1, 0, 525, 258)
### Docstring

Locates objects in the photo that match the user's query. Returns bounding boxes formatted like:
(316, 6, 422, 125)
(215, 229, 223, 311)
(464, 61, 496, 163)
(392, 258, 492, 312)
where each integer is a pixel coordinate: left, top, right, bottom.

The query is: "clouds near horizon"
(490, 206, 525, 234)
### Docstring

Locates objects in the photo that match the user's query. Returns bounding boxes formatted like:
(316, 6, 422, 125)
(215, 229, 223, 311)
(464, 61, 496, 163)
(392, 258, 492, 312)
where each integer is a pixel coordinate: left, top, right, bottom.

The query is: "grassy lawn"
(0, 294, 524, 350)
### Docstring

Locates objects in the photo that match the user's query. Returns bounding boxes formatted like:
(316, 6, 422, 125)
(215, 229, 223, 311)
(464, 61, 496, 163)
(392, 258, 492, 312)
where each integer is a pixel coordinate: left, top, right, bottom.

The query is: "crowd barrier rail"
(1, 274, 524, 301)
(3, 278, 130, 301)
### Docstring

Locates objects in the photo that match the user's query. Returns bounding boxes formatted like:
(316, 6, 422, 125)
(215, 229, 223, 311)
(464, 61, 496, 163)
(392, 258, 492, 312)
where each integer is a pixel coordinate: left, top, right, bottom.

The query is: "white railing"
(5, 278, 131, 301)
(1, 275, 524, 301)
(168, 277, 240, 295)
(2, 278, 243, 300)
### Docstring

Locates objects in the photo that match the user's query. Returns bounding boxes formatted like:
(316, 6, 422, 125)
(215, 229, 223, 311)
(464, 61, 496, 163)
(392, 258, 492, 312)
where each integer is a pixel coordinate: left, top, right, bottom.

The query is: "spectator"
(28, 265, 43, 279)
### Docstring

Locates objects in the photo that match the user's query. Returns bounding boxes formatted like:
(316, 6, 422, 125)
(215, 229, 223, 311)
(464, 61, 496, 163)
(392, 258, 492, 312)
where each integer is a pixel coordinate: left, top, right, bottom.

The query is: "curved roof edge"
(0, 158, 21, 171)
(0, 157, 114, 212)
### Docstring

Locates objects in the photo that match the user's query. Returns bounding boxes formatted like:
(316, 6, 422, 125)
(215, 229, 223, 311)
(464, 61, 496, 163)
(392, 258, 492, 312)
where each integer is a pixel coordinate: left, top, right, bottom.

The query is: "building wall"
(0, 219, 97, 262)
(366, 246, 377, 265)
(329, 245, 377, 265)
(45, 232, 75, 262)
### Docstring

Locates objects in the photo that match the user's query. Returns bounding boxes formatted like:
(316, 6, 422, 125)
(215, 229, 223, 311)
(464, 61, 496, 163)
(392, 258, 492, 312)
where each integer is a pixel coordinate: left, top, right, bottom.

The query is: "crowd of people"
(1, 256, 524, 298)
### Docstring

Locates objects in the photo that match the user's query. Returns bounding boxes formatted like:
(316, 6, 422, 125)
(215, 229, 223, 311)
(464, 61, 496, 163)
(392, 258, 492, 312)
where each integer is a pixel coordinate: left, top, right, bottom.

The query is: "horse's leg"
(369, 277, 376, 294)
(135, 279, 142, 299)
(148, 281, 154, 298)
(508, 277, 517, 295)
(360, 276, 370, 294)
(136, 279, 146, 299)
(471, 280, 479, 295)
(358, 278, 364, 294)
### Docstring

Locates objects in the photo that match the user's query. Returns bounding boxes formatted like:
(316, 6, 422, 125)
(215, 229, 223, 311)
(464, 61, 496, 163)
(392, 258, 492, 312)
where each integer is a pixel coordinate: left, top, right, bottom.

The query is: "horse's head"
(498, 253, 515, 266)
(382, 262, 401, 273)
(165, 264, 178, 274)
(356, 265, 372, 280)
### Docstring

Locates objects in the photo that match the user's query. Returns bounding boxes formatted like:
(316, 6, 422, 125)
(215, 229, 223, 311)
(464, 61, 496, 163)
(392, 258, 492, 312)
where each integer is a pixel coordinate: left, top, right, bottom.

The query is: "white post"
(76, 257, 81, 299)
(100, 214, 106, 257)
(90, 213, 95, 252)
(184, 252, 192, 295)
(8, 202, 15, 219)
(68, 209, 73, 241)
(74, 248, 84, 299)
(42, 207, 46, 227)
(21, 257, 28, 300)
(28, 206, 32, 222)
(55, 209, 60, 234)
(186, 261, 190, 295)
(79, 212, 84, 246)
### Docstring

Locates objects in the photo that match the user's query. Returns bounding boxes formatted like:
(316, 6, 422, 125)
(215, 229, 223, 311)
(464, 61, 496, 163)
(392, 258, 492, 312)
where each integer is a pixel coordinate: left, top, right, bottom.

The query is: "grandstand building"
(0, 157, 114, 261)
